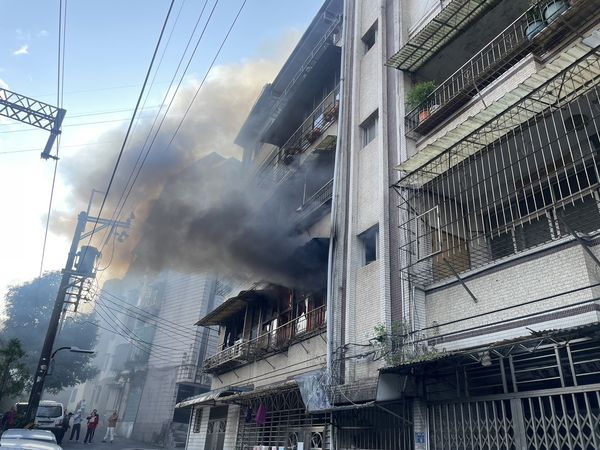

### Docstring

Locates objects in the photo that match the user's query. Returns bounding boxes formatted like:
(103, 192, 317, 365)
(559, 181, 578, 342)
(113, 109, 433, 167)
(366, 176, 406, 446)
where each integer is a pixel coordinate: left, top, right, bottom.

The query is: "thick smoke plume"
(55, 32, 327, 287)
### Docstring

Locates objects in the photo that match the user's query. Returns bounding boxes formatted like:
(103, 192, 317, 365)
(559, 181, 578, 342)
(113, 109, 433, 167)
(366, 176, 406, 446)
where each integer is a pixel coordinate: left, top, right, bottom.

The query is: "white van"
(34, 401, 65, 434)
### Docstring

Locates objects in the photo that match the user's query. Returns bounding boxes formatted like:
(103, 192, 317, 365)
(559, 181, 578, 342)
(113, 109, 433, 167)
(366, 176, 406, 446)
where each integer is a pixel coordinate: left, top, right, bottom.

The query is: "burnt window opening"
(359, 225, 379, 266)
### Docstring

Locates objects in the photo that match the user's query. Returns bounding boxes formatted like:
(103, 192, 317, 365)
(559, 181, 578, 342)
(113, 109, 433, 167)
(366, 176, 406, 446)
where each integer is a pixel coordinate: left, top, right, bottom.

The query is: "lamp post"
(47, 347, 95, 376)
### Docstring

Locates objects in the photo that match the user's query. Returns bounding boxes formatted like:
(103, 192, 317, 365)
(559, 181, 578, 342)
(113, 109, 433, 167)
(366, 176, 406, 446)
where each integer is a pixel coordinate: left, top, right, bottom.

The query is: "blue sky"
(0, 0, 324, 302)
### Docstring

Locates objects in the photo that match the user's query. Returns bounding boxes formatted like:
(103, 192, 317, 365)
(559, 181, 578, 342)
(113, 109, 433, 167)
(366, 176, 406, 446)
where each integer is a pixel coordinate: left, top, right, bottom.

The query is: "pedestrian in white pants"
(102, 411, 119, 443)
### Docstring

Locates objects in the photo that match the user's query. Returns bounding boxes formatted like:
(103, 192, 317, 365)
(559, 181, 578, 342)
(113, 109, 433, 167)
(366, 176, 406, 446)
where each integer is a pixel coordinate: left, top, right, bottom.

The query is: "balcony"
(176, 363, 211, 386)
(296, 179, 333, 225)
(405, 0, 598, 139)
(203, 305, 327, 374)
(257, 85, 339, 186)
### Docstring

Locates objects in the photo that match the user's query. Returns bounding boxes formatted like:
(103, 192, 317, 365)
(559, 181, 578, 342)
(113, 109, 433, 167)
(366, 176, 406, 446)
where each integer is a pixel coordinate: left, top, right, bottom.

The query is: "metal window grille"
(235, 388, 329, 450)
(396, 51, 600, 286)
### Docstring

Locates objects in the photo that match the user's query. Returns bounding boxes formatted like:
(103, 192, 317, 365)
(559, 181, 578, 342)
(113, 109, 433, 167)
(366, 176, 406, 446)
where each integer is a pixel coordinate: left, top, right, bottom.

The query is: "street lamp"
(47, 346, 95, 375)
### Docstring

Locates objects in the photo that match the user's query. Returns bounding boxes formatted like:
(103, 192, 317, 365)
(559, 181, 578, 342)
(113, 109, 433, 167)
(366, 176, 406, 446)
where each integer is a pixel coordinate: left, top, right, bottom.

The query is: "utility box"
(76, 246, 100, 276)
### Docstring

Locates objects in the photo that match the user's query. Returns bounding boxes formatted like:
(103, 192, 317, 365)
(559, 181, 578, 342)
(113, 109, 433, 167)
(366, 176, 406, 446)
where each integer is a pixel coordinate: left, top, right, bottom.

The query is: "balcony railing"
(405, 0, 595, 138)
(257, 85, 340, 186)
(203, 305, 327, 373)
(176, 363, 211, 386)
(297, 179, 334, 223)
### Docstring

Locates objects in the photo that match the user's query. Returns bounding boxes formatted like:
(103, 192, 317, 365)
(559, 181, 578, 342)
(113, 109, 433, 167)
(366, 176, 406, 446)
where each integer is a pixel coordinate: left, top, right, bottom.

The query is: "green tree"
(2, 272, 99, 394)
(0, 339, 28, 402)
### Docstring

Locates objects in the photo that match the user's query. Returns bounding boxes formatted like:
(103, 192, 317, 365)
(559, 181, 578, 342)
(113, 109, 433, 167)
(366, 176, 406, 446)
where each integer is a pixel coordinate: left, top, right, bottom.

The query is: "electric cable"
(39, 0, 67, 277)
(93, 300, 192, 353)
(92, 305, 183, 363)
(100, 0, 217, 251)
(79, 0, 177, 259)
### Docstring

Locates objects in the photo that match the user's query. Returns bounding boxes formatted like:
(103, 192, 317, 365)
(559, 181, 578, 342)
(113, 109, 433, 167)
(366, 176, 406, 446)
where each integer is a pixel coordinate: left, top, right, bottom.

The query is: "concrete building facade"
(179, 0, 600, 449)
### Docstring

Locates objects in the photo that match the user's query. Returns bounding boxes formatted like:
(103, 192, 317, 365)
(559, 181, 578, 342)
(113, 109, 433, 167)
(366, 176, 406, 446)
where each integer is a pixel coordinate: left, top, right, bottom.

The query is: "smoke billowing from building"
(55, 31, 327, 287)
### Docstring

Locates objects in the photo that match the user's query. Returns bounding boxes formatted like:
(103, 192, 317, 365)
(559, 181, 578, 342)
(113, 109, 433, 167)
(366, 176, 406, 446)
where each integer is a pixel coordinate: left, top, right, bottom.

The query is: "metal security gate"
(335, 403, 414, 450)
(429, 386, 600, 449)
(235, 388, 329, 450)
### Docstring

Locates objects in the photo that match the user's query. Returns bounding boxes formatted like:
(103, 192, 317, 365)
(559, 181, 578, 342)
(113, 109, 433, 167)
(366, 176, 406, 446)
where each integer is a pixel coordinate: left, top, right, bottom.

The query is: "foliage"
(0, 339, 29, 404)
(373, 320, 442, 367)
(405, 81, 437, 110)
(1, 272, 99, 394)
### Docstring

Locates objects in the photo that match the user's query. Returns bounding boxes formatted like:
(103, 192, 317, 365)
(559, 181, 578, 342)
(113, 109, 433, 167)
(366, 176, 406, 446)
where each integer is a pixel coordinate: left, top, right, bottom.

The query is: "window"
(362, 22, 377, 53)
(193, 409, 203, 433)
(359, 225, 379, 265)
(361, 111, 378, 147)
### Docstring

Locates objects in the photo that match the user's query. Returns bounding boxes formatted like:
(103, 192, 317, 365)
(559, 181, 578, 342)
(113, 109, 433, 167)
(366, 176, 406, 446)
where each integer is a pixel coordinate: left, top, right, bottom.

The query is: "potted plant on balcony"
(323, 103, 339, 122)
(543, 0, 569, 23)
(406, 80, 437, 124)
(305, 127, 322, 143)
(526, 0, 547, 40)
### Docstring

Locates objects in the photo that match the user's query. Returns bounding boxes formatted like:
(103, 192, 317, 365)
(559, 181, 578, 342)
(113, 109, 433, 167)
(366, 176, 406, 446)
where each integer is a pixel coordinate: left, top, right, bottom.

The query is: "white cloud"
(13, 45, 28, 56)
(37, 30, 49, 38)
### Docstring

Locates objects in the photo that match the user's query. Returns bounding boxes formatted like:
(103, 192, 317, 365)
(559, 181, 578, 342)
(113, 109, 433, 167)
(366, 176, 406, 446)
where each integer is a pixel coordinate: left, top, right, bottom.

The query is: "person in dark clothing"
(70, 409, 82, 441)
(83, 409, 99, 444)
(56, 412, 71, 445)
(2, 407, 16, 431)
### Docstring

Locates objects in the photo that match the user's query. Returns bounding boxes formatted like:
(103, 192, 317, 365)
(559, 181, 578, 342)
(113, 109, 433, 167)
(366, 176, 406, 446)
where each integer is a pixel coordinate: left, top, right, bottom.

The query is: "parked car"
(1, 430, 57, 444)
(0, 439, 62, 450)
(12, 401, 64, 437)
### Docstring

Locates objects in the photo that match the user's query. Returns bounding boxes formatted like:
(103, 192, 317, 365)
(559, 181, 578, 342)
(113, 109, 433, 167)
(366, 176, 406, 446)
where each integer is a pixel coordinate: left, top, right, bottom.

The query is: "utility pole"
(25, 210, 131, 424)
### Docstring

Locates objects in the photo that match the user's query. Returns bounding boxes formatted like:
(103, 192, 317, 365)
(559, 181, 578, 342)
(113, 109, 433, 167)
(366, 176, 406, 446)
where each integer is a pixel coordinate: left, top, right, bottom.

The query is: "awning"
(386, 0, 500, 71)
(196, 287, 282, 326)
(175, 386, 252, 408)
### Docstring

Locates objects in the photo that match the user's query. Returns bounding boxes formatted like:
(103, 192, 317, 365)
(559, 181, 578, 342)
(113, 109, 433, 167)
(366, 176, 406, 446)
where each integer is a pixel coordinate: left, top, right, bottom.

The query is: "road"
(60, 430, 160, 450)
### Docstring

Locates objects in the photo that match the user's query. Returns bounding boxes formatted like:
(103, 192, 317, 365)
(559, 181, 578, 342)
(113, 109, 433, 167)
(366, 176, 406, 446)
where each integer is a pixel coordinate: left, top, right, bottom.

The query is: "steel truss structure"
(234, 387, 329, 450)
(395, 50, 600, 286)
(0, 87, 66, 159)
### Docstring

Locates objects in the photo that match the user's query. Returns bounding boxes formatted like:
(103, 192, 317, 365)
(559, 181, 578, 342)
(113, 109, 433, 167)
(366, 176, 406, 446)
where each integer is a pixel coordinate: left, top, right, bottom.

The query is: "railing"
(176, 363, 211, 386)
(257, 85, 340, 186)
(405, 0, 588, 138)
(297, 179, 334, 222)
(203, 305, 327, 373)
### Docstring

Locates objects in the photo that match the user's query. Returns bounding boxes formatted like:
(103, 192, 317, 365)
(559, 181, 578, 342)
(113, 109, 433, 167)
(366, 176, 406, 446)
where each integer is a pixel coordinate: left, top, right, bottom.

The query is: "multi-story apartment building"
(383, 0, 600, 449)
(178, 1, 342, 449)
(179, 0, 600, 449)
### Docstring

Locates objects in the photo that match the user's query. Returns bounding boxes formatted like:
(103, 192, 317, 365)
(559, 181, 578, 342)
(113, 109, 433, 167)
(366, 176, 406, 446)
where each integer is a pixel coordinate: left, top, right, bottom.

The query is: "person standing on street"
(102, 411, 119, 443)
(70, 410, 82, 441)
(2, 407, 16, 431)
(56, 412, 71, 445)
(83, 409, 99, 444)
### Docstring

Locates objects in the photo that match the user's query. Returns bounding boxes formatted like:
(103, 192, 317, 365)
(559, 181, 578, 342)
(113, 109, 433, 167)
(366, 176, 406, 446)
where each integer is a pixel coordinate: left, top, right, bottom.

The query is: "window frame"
(362, 21, 377, 54)
(359, 225, 379, 266)
(361, 111, 379, 148)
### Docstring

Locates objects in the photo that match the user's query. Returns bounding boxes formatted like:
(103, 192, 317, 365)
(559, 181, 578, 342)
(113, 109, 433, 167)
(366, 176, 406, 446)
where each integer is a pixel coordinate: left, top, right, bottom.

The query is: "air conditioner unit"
(232, 339, 248, 360)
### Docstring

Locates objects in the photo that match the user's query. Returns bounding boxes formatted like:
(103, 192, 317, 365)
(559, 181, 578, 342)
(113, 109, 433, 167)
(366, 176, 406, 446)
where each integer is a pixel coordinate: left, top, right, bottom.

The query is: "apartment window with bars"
(399, 78, 600, 285)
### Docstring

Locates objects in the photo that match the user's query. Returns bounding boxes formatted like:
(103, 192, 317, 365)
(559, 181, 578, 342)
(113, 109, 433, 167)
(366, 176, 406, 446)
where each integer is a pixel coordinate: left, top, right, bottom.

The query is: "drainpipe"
(326, 1, 350, 390)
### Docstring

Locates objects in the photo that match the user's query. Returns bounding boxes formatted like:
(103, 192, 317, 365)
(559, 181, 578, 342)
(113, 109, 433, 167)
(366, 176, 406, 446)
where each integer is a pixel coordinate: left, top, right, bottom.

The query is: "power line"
(39, 0, 67, 277)
(94, 301, 191, 353)
(101, 0, 216, 246)
(97, 285, 219, 335)
(92, 304, 183, 363)
(80, 0, 177, 259)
